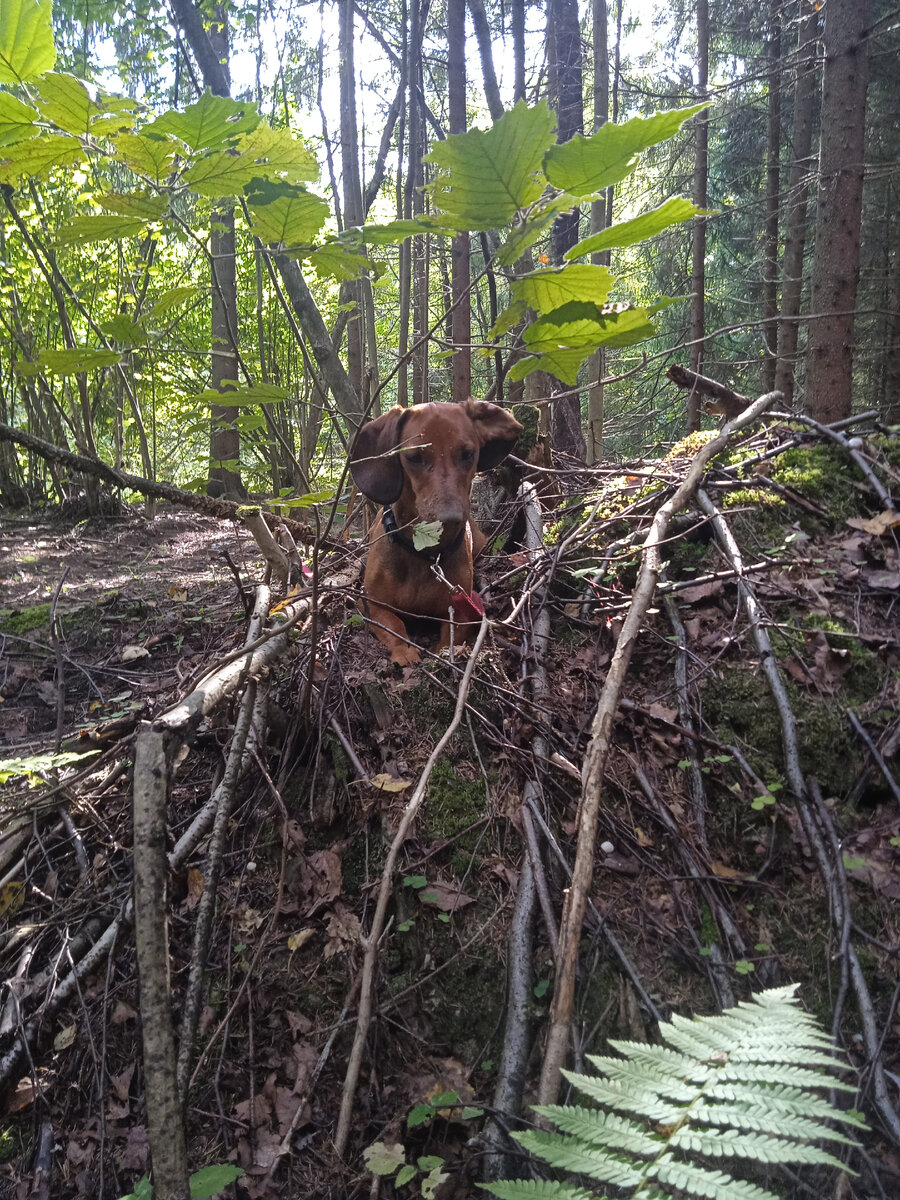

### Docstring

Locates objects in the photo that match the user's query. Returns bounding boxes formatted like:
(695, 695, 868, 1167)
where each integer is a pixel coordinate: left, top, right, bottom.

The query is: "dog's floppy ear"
(350, 407, 408, 505)
(467, 400, 524, 472)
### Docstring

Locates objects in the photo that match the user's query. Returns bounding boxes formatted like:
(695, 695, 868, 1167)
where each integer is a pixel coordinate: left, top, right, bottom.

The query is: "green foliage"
(420, 99, 707, 385)
(483, 987, 864, 1200)
(0, 0, 55, 85)
(118, 1163, 243, 1200)
(0, 749, 98, 785)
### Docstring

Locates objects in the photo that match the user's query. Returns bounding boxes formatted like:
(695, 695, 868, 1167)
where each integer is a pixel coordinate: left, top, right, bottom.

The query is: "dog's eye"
(460, 447, 476, 464)
(405, 450, 424, 467)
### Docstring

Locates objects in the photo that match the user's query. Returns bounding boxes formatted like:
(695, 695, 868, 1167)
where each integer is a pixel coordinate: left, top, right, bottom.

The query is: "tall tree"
(547, 0, 586, 458)
(170, 0, 244, 500)
(762, 0, 781, 393)
(774, 0, 820, 408)
(688, 0, 710, 433)
(448, 0, 471, 403)
(587, 0, 610, 464)
(339, 0, 365, 403)
(805, 0, 871, 422)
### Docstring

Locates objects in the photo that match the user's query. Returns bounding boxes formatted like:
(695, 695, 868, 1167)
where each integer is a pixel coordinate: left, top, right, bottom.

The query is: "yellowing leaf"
(369, 773, 412, 793)
(288, 928, 315, 952)
(0, 880, 25, 917)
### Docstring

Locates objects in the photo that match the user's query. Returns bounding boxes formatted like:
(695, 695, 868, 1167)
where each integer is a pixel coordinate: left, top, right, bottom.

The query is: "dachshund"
(349, 399, 523, 665)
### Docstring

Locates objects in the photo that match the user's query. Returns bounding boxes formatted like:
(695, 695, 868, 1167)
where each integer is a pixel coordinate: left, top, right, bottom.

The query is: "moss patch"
(0, 603, 51, 634)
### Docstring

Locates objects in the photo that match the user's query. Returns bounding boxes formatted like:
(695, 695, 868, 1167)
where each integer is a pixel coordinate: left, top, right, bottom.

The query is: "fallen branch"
(0, 420, 330, 548)
(537, 389, 780, 1107)
(133, 722, 190, 1199)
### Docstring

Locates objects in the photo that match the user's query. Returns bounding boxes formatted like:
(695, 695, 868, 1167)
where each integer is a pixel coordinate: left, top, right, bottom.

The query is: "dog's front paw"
(390, 642, 421, 667)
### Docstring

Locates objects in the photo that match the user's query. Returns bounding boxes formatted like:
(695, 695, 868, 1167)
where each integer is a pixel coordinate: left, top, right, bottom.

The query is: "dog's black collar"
(382, 506, 467, 561)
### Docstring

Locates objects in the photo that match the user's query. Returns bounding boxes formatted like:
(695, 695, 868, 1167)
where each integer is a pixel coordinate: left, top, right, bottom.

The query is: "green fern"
(483, 986, 865, 1200)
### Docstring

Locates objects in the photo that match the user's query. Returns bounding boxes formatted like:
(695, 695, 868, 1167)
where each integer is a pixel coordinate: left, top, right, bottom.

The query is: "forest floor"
(1, 418, 900, 1200)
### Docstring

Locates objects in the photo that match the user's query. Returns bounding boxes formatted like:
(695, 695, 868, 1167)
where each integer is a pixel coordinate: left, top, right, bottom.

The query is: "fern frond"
(691, 1100, 859, 1144)
(650, 1156, 780, 1200)
(558, 1070, 684, 1124)
(533, 1104, 660, 1157)
(705, 1080, 865, 1122)
(480, 1180, 596, 1200)
(514, 1130, 643, 1189)
(488, 989, 865, 1200)
(716, 1062, 857, 1091)
(670, 1126, 846, 1169)
(570, 1059, 702, 1102)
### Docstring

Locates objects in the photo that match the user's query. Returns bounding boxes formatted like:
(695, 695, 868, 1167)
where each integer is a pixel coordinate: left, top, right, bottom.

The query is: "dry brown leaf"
(417, 881, 477, 913)
(846, 509, 900, 536)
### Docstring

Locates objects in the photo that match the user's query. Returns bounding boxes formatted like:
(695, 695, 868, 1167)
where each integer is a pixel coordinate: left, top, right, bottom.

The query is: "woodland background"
(1, 1, 899, 1199)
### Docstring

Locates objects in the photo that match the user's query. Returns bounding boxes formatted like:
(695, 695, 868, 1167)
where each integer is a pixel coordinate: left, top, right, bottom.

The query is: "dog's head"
(350, 400, 523, 528)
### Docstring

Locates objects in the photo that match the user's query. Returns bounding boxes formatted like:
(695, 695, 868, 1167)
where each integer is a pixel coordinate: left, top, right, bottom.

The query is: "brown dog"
(350, 399, 523, 665)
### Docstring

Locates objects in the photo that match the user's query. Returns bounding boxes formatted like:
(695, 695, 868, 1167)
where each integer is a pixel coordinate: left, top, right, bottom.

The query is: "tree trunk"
(170, 0, 243, 499)
(339, 0, 365, 403)
(805, 0, 871, 423)
(548, 0, 586, 459)
(449, 0, 471, 404)
(762, 0, 781, 393)
(587, 0, 609, 464)
(688, 0, 710, 433)
(468, 0, 504, 121)
(774, 0, 820, 408)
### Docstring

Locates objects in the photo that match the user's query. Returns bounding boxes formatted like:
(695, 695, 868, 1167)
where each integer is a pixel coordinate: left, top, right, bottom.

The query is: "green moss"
(424, 760, 487, 843)
(0, 1125, 23, 1164)
(702, 668, 862, 798)
(425, 939, 505, 1057)
(0, 603, 51, 634)
(769, 444, 865, 523)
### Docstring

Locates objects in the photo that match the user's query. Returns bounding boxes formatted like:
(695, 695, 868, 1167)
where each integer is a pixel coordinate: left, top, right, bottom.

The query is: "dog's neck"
(382, 506, 468, 562)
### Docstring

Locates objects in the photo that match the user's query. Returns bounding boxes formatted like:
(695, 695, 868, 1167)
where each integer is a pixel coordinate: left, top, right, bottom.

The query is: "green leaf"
(363, 1140, 406, 1177)
(544, 103, 709, 194)
(55, 215, 147, 246)
(183, 150, 259, 197)
(246, 180, 328, 244)
(355, 217, 448, 244)
(100, 314, 146, 344)
(111, 132, 176, 183)
(430, 1092, 460, 1108)
(425, 100, 556, 231)
(235, 123, 318, 184)
(33, 71, 96, 134)
(418, 1155, 445, 1171)
(566, 196, 705, 259)
(486, 298, 526, 342)
(413, 520, 443, 550)
(407, 1104, 434, 1129)
(0, 133, 81, 181)
(507, 347, 592, 386)
(0, 749, 98, 784)
(34, 347, 121, 375)
(395, 1164, 417, 1187)
(142, 91, 260, 153)
(0, 0, 55, 84)
(512, 264, 614, 314)
(189, 1163, 244, 1198)
(481, 1184, 595, 1200)
(151, 285, 200, 317)
(189, 382, 290, 408)
(307, 241, 370, 282)
(97, 191, 168, 220)
(0, 90, 38, 145)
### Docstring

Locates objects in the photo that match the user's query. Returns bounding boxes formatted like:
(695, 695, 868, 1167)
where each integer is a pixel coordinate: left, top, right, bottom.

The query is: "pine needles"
(483, 986, 865, 1200)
